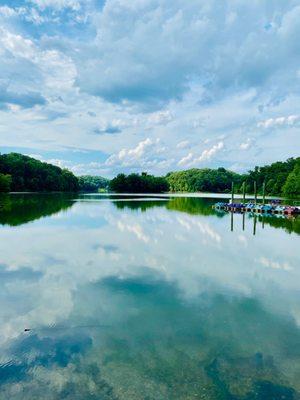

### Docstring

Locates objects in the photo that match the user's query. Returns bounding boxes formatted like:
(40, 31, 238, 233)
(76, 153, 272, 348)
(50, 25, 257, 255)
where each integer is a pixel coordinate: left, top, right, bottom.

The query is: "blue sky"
(0, 0, 299, 177)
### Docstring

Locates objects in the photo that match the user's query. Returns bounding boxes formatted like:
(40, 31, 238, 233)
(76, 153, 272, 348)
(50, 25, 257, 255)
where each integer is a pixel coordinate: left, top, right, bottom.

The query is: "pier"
(213, 181, 300, 216)
(214, 202, 300, 215)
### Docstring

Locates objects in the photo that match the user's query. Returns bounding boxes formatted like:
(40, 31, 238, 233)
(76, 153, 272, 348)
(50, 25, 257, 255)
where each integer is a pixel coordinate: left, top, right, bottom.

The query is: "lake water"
(0, 193, 299, 400)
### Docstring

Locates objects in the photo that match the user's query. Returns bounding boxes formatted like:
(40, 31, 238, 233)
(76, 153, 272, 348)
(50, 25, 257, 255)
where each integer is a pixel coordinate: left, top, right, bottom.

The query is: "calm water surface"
(0, 193, 300, 400)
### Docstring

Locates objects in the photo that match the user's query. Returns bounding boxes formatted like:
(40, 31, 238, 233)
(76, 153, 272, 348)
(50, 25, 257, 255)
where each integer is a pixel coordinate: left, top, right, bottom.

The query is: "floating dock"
(213, 181, 299, 216)
(213, 202, 300, 215)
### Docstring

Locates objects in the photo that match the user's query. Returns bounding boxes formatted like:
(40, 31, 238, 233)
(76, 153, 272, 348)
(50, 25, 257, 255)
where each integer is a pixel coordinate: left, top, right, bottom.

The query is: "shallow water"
(0, 193, 299, 400)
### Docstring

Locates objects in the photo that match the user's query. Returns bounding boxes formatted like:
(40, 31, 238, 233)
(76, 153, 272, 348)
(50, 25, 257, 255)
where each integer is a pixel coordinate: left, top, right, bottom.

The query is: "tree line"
(109, 172, 169, 193)
(110, 157, 299, 197)
(0, 153, 299, 197)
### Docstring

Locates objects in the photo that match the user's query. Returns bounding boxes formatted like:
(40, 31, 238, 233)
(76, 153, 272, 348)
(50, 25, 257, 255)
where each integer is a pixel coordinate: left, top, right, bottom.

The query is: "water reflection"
(0, 194, 298, 236)
(0, 193, 74, 226)
(113, 199, 168, 212)
(226, 209, 299, 236)
(0, 194, 299, 399)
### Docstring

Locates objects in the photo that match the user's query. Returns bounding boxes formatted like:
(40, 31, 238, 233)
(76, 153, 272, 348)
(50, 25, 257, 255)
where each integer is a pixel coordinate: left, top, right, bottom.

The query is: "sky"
(0, 0, 299, 177)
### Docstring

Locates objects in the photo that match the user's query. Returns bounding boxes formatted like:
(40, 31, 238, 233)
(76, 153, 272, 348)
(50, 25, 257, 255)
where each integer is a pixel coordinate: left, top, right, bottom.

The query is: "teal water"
(0, 193, 299, 400)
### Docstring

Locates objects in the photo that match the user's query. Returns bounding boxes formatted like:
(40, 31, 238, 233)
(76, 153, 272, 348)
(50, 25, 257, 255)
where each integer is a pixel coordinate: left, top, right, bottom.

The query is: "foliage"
(109, 172, 169, 193)
(0, 153, 79, 192)
(166, 168, 242, 193)
(0, 173, 12, 192)
(1, 152, 299, 197)
(166, 159, 300, 197)
(78, 175, 109, 192)
(244, 157, 299, 196)
(282, 161, 300, 198)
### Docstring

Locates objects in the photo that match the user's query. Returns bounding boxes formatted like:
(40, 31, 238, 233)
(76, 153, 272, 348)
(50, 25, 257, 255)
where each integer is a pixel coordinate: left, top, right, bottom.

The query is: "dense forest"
(166, 168, 242, 193)
(243, 157, 299, 197)
(78, 175, 109, 192)
(166, 158, 300, 197)
(0, 173, 12, 192)
(109, 158, 299, 196)
(109, 172, 169, 193)
(0, 153, 79, 192)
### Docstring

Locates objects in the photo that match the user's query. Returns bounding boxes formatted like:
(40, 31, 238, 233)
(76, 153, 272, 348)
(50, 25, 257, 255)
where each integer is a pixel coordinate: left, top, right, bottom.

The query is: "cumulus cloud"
(239, 138, 252, 150)
(0, 26, 77, 103)
(147, 110, 173, 125)
(105, 137, 168, 170)
(75, 0, 300, 109)
(0, 0, 299, 174)
(30, 0, 82, 11)
(178, 141, 224, 167)
(0, 6, 18, 18)
(0, 5, 45, 24)
(257, 115, 300, 128)
(176, 140, 190, 149)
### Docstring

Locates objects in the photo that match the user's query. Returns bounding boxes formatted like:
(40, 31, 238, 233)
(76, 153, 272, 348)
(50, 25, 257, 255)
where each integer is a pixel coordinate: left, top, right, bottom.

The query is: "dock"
(213, 181, 299, 216)
(213, 202, 300, 215)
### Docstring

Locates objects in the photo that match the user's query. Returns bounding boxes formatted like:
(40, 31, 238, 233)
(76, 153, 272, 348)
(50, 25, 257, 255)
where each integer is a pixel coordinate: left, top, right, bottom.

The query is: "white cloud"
(105, 137, 164, 168)
(0, 6, 18, 18)
(178, 141, 224, 167)
(0, 0, 299, 175)
(0, 27, 74, 77)
(0, 28, 35, 59)
(239, 138, 252, 150)
(30, 0, 82, 11)
(176, 140, 190, 149)
(177, 152, 193, 166)
(147, 110, 173, 125)
(257, 115, 300, 128)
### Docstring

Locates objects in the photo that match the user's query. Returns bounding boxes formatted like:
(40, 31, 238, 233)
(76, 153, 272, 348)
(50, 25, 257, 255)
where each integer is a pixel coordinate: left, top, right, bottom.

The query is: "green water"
(0, 193, 299, 400)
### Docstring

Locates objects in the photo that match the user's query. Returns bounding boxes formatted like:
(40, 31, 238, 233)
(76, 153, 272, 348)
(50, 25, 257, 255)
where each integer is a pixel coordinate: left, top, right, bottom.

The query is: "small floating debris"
(23, 324, 110, 334)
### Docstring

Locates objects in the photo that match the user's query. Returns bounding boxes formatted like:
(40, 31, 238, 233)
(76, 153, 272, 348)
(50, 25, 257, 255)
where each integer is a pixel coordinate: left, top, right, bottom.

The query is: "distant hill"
(0, 153, 79, 192)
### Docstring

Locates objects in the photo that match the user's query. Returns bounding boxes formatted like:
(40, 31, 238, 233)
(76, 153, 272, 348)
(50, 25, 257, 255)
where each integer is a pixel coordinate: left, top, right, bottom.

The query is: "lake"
(0, 193, 299, 400)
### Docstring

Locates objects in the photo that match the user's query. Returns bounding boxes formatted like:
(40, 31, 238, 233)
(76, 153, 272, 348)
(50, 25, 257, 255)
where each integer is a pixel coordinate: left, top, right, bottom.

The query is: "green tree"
(166, 168, 242, 193)
(78, 175, 109, 192)
(282, 162, 300, 198)
(245, 158, 298, 195)
(0, 153, 79, 192)
(110, 173, 169, 193)
(0, 173, 12, 192)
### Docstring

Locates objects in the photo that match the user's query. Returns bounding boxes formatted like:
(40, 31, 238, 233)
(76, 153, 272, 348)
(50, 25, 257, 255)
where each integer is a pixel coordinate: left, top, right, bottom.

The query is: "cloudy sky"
(0, 0, 299, 177)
